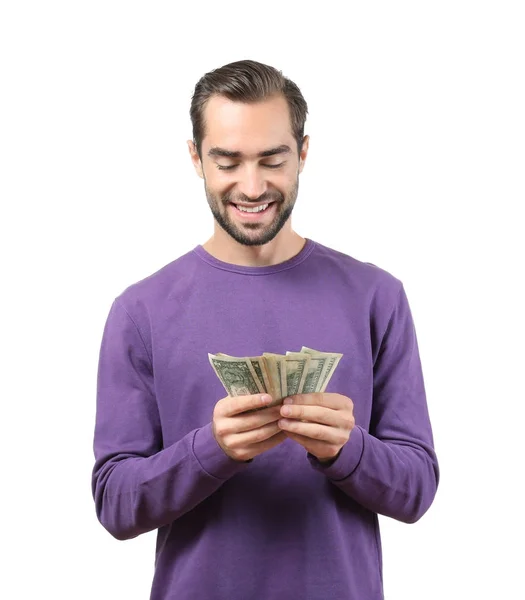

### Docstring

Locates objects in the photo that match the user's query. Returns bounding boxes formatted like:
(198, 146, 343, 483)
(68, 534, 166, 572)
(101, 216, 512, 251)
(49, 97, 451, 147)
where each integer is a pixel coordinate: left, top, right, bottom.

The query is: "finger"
(279, 404, 342, 427)
(233, 405, 283, 433)
(283, 431, 340, 460)
(250, 430, 287, 452)
(283, 392, 350, 410)
(228, 421, 282, 448)
(237, 431, 288, 462)
(278, 419, 349, 445)
(214, 406, 281, 438)
(219, 393, 273, 417)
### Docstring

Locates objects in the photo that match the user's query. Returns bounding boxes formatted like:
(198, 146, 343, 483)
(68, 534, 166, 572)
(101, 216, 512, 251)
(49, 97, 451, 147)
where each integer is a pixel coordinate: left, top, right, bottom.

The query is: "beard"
(204, 176, 299, 247)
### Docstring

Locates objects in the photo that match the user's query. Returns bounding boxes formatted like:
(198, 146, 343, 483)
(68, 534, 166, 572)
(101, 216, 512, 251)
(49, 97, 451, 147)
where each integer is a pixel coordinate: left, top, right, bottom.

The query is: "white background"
(1, 1, 523, 598)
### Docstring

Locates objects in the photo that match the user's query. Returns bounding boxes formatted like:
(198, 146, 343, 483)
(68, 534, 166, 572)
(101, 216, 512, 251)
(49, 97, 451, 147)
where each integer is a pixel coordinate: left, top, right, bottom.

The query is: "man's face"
(189, 94, 308, 246)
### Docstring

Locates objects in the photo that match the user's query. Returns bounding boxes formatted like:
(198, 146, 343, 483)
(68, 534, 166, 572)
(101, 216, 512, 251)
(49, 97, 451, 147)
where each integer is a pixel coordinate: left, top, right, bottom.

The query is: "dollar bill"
(208, 354, 263, 396)
(215, 353, 271, 395)
(209, 348, 343, 404)
(295, 351, 332, 393)
(300, 347, 343, 392)
(262, 353, 287, 400)
(281, 353, 310, 396)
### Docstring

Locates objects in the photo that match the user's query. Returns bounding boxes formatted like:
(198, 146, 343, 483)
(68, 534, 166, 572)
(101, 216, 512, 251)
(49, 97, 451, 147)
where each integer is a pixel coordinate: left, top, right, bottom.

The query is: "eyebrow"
(207, 144, 292, 159)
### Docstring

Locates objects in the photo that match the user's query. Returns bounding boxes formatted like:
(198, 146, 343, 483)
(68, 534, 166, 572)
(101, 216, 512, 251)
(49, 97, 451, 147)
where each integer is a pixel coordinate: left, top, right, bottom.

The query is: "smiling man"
(190, 91, 306, 263)
(92, 59, 440, 600)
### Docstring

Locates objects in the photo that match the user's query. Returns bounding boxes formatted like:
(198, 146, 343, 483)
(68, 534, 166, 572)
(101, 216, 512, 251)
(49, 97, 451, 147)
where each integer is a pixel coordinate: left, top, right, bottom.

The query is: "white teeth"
(237, 203, 269, 213)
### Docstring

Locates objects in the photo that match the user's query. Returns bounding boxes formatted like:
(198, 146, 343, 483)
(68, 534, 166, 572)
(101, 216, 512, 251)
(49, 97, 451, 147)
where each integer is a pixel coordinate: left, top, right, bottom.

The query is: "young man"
(92, 59, 439, 600)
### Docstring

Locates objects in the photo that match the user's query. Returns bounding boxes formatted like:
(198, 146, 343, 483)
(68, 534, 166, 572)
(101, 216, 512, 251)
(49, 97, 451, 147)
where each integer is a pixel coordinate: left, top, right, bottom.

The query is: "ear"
(298, 135, 309, 174)
(187, 140, 204, 179)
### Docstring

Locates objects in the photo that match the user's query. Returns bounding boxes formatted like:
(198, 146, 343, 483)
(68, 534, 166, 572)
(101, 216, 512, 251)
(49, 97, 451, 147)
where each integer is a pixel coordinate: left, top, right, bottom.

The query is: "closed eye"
(216, 163, 285, 171)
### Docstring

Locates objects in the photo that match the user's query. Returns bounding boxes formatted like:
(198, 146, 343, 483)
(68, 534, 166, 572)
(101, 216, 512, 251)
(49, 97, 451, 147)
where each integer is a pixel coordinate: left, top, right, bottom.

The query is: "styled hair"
(189, 59, 308, 160)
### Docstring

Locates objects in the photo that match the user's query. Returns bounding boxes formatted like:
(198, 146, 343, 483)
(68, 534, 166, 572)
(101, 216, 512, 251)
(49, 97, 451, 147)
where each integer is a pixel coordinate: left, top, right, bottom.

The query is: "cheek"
(206, 179, 229, 201)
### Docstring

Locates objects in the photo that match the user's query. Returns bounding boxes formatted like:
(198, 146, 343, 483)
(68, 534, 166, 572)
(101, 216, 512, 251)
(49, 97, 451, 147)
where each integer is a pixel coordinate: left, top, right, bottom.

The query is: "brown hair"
(189, 59, 308, 160)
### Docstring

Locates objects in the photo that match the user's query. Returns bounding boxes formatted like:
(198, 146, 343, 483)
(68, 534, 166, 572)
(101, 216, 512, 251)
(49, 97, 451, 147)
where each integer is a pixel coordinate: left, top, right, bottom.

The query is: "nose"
(236, 164, 268, 200)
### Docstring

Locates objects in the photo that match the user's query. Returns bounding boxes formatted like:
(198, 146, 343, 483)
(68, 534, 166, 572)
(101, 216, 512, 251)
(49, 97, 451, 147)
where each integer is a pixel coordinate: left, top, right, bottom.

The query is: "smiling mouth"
(229, 201, 277, 219)
(233, 202, 272, 213)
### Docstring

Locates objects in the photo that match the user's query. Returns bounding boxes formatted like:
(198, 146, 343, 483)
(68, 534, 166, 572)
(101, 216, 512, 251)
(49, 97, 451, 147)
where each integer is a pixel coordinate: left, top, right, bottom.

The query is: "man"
(92, 59, 439, 600)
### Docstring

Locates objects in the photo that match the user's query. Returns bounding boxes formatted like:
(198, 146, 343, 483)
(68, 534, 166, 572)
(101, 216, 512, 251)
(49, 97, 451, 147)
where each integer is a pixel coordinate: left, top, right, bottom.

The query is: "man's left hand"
(278, 393, 355, 463)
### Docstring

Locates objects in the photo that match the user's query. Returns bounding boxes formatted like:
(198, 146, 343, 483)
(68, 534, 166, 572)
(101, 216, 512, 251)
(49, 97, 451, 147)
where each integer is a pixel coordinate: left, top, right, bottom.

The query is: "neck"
(202, 226, 306, 267)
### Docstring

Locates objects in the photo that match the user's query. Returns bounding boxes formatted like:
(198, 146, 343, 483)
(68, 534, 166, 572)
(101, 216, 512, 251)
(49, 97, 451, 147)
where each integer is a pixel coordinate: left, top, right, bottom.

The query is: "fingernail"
(261, 394, 272, 404)
(282, 406, 292, 416)
(283, 397, 293, 405)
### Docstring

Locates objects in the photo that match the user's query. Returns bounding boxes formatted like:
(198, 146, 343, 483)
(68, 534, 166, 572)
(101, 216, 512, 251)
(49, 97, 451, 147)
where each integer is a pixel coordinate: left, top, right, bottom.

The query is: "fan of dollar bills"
(209, 347, 343, 407)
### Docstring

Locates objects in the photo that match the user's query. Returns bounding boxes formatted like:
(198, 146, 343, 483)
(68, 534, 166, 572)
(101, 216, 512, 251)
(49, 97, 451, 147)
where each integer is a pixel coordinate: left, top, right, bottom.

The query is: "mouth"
(229, 201, 277, 220)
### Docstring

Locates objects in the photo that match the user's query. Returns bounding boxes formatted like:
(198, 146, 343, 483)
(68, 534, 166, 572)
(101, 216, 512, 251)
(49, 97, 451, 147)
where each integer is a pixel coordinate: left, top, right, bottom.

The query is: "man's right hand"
(212, 393, 286, 462)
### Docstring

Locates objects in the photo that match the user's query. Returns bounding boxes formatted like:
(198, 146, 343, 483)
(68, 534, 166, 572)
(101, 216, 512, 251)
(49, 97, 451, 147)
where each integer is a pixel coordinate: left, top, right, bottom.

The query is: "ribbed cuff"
(307, 425, 365, 481)
(192, 422, 251, 480)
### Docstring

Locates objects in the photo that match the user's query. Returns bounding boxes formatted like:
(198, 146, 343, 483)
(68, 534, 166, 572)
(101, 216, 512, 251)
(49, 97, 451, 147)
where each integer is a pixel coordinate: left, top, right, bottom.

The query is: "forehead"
(202, 94, 294, 157)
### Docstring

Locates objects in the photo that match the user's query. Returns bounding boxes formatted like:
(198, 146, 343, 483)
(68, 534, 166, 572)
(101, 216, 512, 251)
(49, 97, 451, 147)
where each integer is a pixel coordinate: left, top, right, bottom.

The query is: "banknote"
(215, 353, 272, 396)
(208, 354, 263, 397)
(300, 347, 343, 392)
(262, 353, 287, 399)
(286, 350, 331, 394)
(209, 348, 342, 406)
(281, 352, 310, 396)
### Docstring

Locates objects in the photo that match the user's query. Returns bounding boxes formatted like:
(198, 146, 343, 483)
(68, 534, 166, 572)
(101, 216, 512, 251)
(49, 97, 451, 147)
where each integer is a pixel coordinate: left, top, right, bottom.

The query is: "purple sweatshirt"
(92, 238, 439, 600)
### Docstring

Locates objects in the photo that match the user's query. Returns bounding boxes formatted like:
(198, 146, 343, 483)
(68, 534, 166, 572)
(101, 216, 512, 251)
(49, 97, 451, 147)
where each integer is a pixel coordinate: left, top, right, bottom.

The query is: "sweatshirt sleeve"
(91, 298, 249, 541)
(308, 283, 440, 524)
